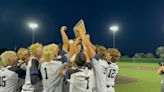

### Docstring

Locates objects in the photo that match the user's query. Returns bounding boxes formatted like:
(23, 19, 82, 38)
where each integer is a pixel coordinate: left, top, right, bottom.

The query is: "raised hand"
(60, 26, 67, 32)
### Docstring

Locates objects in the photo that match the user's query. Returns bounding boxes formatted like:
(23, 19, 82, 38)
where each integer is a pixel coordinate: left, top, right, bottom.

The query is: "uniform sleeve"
(93, 54, 99, 60)
(15, 67, 26, 79)
(56, 54, 69, 64)
(85, 62, 93, 70)
(30, 59, 42, 85)
(91, 54, 99, 63)
(8, 67, 26, 79)
(64, 69, 81, 80)
(59, 49, 67, 56)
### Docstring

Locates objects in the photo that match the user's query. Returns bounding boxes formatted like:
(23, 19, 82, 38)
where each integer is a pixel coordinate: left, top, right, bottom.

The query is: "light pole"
(28, 23, 38, 44)
(110, 25, 119, 48)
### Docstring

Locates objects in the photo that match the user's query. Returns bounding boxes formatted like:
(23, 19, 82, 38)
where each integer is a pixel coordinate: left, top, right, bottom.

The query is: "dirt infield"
(120, 66, 158, 71)
(116, 76, 137, 84)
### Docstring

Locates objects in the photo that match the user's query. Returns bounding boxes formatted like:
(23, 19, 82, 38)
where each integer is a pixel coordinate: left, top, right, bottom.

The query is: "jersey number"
(108, 69, 116, 78)
(86, 77, 89, 89)
(44, 68, 48, 79)
(0, 76, 6, 87)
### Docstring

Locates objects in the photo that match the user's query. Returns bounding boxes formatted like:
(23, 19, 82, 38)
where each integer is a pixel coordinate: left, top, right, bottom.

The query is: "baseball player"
(105, 48, 121, 92)
(76, 27, 108, 92)
(0, 51, 26, 92)
(17, 48, 30, 70)
(61, 51, 93, 92)
(17, 48, 30, 92)
(21, 43, 43, 92)
(158, 62, 164, 92)
(40, 42, 76, 92)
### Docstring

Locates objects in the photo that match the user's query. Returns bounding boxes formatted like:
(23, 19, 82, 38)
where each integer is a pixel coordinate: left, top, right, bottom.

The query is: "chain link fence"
(120, 58, 164, 63)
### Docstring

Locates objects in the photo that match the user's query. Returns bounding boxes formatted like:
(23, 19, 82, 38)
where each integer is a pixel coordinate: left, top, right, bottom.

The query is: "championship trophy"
(73, 19, 86, 37)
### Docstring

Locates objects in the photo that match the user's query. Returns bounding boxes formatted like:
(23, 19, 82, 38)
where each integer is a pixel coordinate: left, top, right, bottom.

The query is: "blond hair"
(96, 45, 106, 60)
(29, 43, 43, 56)
(17, 48, 29, 57)
(1, 51, 17, 66)
(43, 44, 59, 62)
(107, 48, 121, 63)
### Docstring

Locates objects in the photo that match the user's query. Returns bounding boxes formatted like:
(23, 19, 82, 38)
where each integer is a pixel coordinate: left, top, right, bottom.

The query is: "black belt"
(106, 85, 114, 88)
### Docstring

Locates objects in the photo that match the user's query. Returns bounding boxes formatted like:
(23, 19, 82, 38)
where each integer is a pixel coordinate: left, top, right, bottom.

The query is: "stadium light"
(109, 25, 119, 48)
(28, 22, 38, 43)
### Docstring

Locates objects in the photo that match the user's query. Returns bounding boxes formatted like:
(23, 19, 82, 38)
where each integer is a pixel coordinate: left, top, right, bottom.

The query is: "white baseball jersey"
(0, 65, 3, 68)
(107, 87, 115, 92)
(91, 55, 108, 92)
(0, 65, 3, 70)
(40, 54, 68, 92)
(69, 67, 93, 92)
(90, 69, 96, 92)
(21, 58, 41, 92)
(106, 63, 118, 86)
(40, 60, 64, 92)
(0, 66, 25, 92)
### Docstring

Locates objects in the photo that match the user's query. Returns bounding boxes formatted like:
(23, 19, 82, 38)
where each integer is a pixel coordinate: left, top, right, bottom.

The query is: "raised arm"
(75, 27, 95, 58)
(67, 37, 81, 60)
(82, 41, 91, 62)
(60, 26, 69, 52)
(86, 34, 96, 51)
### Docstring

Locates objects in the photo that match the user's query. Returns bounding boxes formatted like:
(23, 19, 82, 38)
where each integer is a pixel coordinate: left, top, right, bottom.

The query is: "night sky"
(0, 0, 164, 55)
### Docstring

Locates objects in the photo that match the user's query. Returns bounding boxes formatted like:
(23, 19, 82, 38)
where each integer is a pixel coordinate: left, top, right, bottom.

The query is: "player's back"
(106, 63, 118, 86)
(41, 60, 63, 92)
(0, 66, 19, 92)
(69, 67, 93, 92)
(92, 58, 108, 92)
(21, 58, 42, 92)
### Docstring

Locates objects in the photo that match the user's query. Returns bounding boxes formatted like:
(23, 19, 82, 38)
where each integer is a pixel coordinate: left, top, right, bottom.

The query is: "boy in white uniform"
(40, 42, 77, 92)
(0, 51, 26, 92)
(61, 51, 93, 92)
(76, 27, 110, 92)
(21, 43, 43, 92)
(106, 49, 121, 92)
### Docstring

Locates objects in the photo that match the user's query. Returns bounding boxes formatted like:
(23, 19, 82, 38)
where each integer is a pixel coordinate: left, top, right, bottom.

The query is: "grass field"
(116, 62, 161, 92)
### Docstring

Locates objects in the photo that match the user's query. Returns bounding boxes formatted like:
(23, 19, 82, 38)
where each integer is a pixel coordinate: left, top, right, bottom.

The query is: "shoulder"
(113, 63, 119, 69)
(8, 66, 19, 72)
(100, 59, 108, 66)
(8, 66, 25, 75)
(56, 54, 68, 64)
(69, 69, 82, 76)
(30, 58, 39, 66)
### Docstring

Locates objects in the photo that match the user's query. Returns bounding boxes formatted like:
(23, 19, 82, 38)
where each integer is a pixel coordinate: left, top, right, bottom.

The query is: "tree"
(156, 46, 164, 58)
(145, 53, 155, 58)
(133, 52, 155, 58)
(133, 53, 145, 58)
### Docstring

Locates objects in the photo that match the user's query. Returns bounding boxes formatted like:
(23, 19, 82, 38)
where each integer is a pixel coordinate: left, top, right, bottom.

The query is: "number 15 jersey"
(0, 66, 25, 92)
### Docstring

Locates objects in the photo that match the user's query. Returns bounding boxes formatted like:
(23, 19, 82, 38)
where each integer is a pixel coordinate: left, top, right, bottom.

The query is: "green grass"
(118, 62, 159, 67)
(115, 62, 161, 92)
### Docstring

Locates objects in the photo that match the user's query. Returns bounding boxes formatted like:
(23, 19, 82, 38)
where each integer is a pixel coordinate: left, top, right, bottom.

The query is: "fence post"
(133, 57, 135, 63)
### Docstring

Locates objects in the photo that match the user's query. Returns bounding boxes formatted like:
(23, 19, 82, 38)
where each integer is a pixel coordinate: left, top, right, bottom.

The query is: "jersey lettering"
(0, 76, 6, 87)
